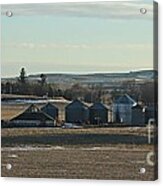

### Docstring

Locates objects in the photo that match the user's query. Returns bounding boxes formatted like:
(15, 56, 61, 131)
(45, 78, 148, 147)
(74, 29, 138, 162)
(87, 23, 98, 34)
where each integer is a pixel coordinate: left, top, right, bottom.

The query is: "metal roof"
(114, 94, 137, 105)
(41, 102, 58, 110)
(89, 102, 108, 110)
(11, 104, 54, 121)
(66, 99, 88, 109)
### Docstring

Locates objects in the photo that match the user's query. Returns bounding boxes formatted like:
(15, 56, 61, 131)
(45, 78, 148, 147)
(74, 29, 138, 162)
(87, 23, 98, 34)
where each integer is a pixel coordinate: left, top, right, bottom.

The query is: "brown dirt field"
(1, 128, 158, 180)
(1, 146, 157, 180)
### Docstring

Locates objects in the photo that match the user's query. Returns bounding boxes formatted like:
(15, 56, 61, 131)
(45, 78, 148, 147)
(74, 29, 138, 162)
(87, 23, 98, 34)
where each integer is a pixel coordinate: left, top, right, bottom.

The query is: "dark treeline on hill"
(1, 68, 61, 98)
(1, 80, 105, 103)
(1, 68, 157, 104)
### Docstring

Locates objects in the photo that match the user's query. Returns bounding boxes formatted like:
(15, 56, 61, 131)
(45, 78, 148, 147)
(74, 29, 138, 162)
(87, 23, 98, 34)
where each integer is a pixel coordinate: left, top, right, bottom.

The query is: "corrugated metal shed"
(41, 102, 58, 119)
(10, 104, 54, 127)
(113, 94, 137, 124)
(65, 99, 89, 124)
(89, 103, 108, 124)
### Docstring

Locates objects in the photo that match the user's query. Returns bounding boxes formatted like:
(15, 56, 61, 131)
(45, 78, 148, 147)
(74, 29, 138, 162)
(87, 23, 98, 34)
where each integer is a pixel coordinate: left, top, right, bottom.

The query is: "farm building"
(145, 104, 158, 124)
(89, 102, 108, 124)
(112, 94, 137, 124)
(41, 102, 58, 119)
(10, 104, 55, 127)
(131, 105, 146, 126)
(65, 99, 89, 124)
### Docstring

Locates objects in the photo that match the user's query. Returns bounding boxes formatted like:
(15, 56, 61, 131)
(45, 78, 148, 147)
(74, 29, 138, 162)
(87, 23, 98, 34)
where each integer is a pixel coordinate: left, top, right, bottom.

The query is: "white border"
(0, 0, 162, 186)
(0, 0, 138, 4)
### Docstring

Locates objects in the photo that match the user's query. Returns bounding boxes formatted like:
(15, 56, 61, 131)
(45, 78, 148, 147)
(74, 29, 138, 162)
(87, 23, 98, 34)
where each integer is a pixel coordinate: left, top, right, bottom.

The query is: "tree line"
(1, 68, 157, 104)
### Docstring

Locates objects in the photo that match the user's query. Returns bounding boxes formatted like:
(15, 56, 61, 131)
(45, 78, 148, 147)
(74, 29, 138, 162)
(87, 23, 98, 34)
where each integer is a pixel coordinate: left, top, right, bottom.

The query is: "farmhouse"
(65, 99, 89, 124)
(131, 104, 146, 126)
(10, 104, 55, 127)
(113, 94, 137, 124)
(41, 102, 58, 119)
(89, 102, 108, 124)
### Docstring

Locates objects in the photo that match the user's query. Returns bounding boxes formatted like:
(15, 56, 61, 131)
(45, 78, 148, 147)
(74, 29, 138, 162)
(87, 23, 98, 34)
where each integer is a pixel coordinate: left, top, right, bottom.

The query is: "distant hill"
(2, 70, 157, 85)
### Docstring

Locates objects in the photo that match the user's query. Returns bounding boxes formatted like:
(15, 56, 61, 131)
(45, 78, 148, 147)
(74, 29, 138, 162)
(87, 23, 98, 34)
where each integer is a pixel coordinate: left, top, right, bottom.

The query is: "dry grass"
(1, 127, 151, 137)
(1, 104, 28, 120)
(1, 127, 155, 147)
(1, 94, 40, 99)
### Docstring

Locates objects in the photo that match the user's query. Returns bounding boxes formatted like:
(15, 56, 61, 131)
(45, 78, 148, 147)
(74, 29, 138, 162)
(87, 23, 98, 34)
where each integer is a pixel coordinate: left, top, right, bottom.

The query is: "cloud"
(1, 1, 153, 20)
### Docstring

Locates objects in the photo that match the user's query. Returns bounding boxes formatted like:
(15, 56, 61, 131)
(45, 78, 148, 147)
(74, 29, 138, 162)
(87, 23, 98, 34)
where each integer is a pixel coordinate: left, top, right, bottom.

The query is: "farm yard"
(1, 98, 157, 180)
(1, 93, 157, 127)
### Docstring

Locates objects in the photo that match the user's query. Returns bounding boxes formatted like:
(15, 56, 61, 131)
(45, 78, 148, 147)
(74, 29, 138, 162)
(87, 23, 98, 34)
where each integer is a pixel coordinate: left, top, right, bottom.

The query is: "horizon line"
(1, 69, 156, 79)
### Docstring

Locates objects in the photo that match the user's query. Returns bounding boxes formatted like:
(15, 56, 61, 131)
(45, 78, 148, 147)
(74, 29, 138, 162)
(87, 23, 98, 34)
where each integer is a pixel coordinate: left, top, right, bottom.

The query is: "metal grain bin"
(89, 103, 108, 124)
(131, 105, 146, 126)
(41, 102, 58, 119)
(65, 99, 89, 124)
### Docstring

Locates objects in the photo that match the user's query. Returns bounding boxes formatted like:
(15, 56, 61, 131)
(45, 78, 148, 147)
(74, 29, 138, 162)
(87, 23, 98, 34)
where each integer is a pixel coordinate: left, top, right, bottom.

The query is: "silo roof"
(66, 99, 88, 109)
(89, 102, 108, 110)
(115, 94, 137, 105)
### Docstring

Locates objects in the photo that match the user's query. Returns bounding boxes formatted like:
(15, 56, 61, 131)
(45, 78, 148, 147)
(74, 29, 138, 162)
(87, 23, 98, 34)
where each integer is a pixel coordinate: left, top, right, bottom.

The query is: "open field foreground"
(1, 128, 157, 180)
(1, 146, 156, 180)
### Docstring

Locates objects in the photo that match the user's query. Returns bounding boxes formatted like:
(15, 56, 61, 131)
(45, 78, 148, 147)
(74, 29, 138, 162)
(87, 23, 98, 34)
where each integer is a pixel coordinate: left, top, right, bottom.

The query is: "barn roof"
(25, 104, 40, 113)
(66, 99, 88, 109)
(41, 102, 58, 111)
(89, 102, 108, 110)
(115, 94, 137, 105)
(11, 104, 54, 121)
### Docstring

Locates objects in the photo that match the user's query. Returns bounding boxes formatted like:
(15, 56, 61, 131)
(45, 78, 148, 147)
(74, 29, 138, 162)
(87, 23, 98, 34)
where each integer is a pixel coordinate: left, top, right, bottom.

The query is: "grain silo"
(89, 102, 108, 124)
(131, 104, 146, 126)
(112, 94, 137, 124)
(41, 102, 58, 120)
(65, 99, 89, 124)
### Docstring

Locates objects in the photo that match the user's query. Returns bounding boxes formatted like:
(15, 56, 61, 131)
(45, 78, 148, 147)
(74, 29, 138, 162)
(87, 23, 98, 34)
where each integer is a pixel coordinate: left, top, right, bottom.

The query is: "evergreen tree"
(19, 67, 26, 83)
(40, 74, 47, 86)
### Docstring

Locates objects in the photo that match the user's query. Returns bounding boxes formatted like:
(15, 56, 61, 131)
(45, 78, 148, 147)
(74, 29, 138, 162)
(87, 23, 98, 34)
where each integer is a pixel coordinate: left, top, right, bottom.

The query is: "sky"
(1, 1, 154, 77)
